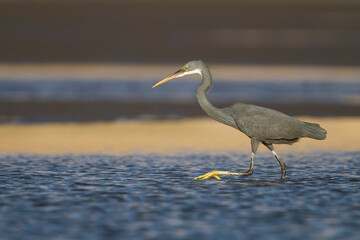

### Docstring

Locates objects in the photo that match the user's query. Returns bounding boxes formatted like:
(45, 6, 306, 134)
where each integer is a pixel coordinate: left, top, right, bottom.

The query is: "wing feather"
(231, 103, 304, 142)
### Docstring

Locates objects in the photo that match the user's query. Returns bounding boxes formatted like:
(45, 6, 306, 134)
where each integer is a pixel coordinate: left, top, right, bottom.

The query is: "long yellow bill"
(152, 68, 186, 88)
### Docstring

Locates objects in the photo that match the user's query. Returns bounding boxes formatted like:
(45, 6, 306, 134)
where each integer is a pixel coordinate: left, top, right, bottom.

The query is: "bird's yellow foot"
(194, 171, 222, 180)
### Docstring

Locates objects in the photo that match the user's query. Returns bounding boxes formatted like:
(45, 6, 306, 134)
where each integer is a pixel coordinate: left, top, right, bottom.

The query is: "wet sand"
(0, 117, 358, 155)
(1, 63, 360, 82)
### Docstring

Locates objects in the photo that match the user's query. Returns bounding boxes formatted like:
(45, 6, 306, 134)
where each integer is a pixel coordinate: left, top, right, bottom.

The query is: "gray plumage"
(229, 103, 326, 144)
(153, 60, 327, 180)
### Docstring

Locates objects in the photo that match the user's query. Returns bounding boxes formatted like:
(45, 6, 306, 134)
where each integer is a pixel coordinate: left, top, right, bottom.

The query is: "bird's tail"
(302, 121, 327, 140)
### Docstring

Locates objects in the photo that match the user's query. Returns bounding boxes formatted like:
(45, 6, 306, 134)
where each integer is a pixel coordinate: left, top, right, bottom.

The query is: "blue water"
(0, 80, 359, 104)
(1, 152, 359, 240)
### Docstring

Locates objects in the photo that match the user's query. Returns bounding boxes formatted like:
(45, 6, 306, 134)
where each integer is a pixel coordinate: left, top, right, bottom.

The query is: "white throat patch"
(178, 68, 202, 78)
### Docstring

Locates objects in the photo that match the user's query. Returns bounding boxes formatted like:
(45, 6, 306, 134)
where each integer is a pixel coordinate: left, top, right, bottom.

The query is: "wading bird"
(152, 60, 327, 180)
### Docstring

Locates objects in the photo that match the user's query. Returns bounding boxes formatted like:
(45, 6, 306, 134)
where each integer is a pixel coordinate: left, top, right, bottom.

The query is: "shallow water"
(1, 80, 359, 123)
(0, 152, 359, 240)
(1, 80, 359, 104)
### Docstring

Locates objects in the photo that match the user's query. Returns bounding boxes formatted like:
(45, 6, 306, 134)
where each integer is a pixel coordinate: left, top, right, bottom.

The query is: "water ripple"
(0, 152, 359, 239)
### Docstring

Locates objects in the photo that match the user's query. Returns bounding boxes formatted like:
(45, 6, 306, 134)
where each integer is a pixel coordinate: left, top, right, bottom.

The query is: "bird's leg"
(194, 139, 259, 180)
(263, 143, 286, 180)
(273, 152, 286, 180)
(274, 152, 286, 180)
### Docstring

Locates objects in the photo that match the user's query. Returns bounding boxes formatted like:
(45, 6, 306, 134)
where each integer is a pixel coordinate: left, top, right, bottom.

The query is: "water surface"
(1, 80, 359, 104)
(1, 80, 358, 122)
(1, 152, 359, 239)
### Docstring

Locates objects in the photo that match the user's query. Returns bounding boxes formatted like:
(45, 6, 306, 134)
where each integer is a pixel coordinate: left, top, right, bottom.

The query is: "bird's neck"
(196, 67, 236, 128)
(196, 67, 213, 97)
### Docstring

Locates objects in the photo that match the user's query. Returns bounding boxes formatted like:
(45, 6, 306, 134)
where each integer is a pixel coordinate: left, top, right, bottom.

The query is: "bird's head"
(152, 60, 204, 88)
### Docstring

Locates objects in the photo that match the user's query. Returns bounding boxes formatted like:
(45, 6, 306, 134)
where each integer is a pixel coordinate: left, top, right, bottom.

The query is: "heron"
(152, 60, 327, 180)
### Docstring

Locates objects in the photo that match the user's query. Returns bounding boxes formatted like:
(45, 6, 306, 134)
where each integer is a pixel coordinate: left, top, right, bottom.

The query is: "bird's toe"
(194, 171, 222, 180)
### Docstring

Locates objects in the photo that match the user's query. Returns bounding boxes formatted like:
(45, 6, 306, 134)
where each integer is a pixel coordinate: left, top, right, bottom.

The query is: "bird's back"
(227, 103, 327, 144)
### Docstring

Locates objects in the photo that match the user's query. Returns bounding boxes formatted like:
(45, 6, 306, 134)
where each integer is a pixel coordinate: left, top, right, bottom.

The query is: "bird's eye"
(184, 67, 188, 71)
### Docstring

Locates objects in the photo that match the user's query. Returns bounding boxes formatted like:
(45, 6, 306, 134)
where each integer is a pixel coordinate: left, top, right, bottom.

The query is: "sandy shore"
(0, 117, 358, 155)
(1, 63, 360, 82)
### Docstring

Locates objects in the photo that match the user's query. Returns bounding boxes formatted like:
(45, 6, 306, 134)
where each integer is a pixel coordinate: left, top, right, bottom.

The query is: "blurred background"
(1, 0, 360, 64)
(1, 2, 360, 239)
(0, 0, 359, 122)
